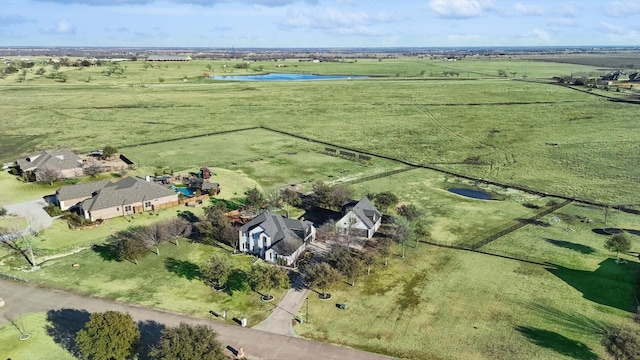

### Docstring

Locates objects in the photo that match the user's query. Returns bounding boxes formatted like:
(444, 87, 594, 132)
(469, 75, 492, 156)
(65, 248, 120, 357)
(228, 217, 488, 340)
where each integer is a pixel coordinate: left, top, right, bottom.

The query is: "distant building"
(146, 55, 192, 61)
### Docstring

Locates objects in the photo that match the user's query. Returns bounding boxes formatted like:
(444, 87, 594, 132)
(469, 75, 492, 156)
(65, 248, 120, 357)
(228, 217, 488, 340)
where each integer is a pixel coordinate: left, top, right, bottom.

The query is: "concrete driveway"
(252, 276, 308, 337)
(0, 279, 394, 360)
(3, 199, 53, 234)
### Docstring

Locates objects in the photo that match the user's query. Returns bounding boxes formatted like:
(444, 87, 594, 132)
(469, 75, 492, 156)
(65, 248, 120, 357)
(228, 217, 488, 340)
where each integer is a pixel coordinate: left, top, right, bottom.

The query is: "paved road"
(4, 199, 53, 234)
(0, 279, 394, 360)
(252, 275, 308, 337)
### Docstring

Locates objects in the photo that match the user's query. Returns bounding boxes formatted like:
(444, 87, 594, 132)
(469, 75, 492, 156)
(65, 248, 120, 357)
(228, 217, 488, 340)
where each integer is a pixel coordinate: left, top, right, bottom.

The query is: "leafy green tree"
(244, 187, 265, 213)
(602, 326, 640, 360)
(372, 191, 398, 212)
(75, 311, 140, 360)
(101, 145, 118, 159)
(150, 323, 225, 360)
(281, 188, 301, 215)
(200, 255, 230, 289)
(248, 265, 289, 300)
(112, 228, 148, 265)
(304, 262, 341, 298)
(604, 233, 631, 260)
(197, 202, 236, 248)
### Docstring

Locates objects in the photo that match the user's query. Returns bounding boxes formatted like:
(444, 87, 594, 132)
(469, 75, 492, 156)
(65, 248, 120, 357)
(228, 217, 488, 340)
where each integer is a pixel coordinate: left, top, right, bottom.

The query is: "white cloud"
(513, 3, 544, 16)
(522, 28, 550, 41)
(447, 33, 482, 42)
(428, 0, 494, 19)
(547, 17, 576, 27)
(600, 21, 625, 35)
(605, 0, 640, 18)
(39, 19, 76, 35)
(284, 8, 400, 36)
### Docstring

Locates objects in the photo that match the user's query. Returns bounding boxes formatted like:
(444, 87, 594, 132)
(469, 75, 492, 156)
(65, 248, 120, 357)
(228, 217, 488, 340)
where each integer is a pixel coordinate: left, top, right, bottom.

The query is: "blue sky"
(1, 0, 639, 47)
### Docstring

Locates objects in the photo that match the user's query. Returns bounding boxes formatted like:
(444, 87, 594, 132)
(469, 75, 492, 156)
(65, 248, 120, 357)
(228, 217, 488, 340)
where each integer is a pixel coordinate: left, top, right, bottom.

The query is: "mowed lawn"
(295, 244, 635, 360)
(0, 313, 76, 360)
(0, 241, 282, 327)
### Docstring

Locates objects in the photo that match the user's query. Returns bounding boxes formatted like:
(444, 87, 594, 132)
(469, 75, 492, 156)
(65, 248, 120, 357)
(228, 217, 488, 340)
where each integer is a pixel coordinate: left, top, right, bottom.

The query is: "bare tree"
(163, 217, 192, 246)
(139, 223, 164, 255)
(35, 166, 61, 183)
(319, 219, 338, 243)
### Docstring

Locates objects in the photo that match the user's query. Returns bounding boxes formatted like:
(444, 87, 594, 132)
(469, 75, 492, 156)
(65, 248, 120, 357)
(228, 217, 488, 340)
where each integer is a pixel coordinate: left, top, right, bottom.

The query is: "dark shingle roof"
(240, 211, 312, 256)
(56, 180, 111, 201)
(16, 150, 82, 172)
(82, 177, 177, 212)
(347, 197, 381, 229)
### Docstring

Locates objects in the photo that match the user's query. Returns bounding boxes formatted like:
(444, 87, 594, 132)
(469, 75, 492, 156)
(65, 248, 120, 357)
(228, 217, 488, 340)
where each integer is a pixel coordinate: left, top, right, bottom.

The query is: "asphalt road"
(0, 279, 394, 360)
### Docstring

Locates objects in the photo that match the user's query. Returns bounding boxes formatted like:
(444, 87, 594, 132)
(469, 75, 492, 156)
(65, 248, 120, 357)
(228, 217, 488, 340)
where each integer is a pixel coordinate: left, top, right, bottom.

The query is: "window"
(144, 201, 151, 208)
(124, 205, 132, 212)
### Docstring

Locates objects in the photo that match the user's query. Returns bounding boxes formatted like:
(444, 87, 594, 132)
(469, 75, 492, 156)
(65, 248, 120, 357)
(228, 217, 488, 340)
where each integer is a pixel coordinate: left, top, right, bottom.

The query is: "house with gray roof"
(56, 180, 111, 211)
(76, 177, 179, 221)
(336, 197, 382, 239)
(239, 211, 316, 266)
(15, 149, 83, 181)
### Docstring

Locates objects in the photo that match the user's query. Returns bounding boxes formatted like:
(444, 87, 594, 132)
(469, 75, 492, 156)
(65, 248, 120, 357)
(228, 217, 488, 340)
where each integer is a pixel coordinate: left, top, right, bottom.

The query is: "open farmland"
(1, 54, 640, 360)
(1, 57, 638, 204)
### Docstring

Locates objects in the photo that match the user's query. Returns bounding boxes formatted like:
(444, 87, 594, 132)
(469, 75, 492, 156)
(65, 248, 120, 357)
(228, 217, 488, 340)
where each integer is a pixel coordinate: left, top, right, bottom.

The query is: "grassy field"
(1, 57, 638, 203)
(294, 242, 635, 360)
(0, 241, 283, 327)
(481, 203, 640, 269)
(1, 55, 639, 360)
(125, 127, 404, 192)
(0, 313, 76, 360)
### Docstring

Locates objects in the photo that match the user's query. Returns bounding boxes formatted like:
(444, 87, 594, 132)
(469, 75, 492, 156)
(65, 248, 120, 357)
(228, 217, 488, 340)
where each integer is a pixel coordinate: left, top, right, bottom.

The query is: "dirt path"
(0, 279, 393, 360)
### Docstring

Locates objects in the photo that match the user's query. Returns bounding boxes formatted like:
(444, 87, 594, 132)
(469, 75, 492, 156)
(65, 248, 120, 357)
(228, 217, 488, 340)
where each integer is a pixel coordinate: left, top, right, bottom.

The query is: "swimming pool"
(175, 187, 195, 197)
(211, 73, 367, 81)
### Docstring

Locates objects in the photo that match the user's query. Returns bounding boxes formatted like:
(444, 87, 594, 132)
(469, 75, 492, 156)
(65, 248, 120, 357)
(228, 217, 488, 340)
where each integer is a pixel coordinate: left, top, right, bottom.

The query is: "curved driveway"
(0, 279, 393, 360)
(4, 199, 53, 234)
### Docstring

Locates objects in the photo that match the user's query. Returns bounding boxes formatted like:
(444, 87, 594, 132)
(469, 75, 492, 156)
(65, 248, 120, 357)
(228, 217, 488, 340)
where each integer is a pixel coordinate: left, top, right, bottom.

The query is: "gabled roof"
(344, 197, 382, 230)
(56, 180, 110, 201)
(240, 211, 313, 256)
(16, 150, 83, 172)
(82, 177, 177, 212)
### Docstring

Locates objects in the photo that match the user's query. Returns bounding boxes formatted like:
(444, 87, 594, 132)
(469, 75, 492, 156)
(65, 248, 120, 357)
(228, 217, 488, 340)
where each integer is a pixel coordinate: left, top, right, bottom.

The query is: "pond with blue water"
(448, 188, 493, 200)
(211, 73, 367, 81)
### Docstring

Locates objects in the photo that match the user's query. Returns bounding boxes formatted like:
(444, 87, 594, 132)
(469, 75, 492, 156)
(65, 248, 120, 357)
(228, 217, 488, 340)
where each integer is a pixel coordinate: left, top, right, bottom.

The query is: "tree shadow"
(226, 268, 248, 295)
(544, 238, 595, 254)
(547, 259, 639, 312)
(137, 320, 166, 360)
(517, 218, 549, 227)
(523, 304, 605, 335)
(46, 308, 91, 357)
(177, 210, 199, 223)
(516, 326, 598, 359)
(593, 228, 640, 236)
(92, 243, 119, 262)
(164, 257, 201, 280)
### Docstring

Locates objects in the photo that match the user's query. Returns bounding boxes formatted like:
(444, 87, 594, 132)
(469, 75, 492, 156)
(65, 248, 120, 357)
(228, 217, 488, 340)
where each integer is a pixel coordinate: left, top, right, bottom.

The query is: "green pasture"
(350, 168, 548, 244)
(295, 244, 635, 360)
(126, 128, 403, 192)
(481, 203, 640, 270)
(0, 241, 281, 326)
(0, 313, 76, 360)
(1, 58, 637, 203)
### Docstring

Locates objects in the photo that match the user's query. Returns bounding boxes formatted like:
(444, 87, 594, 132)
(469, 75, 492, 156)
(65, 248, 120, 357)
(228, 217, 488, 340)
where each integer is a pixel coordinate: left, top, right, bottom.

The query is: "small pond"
(211, 73, 367, 81)
(448, 188, 493, 200)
